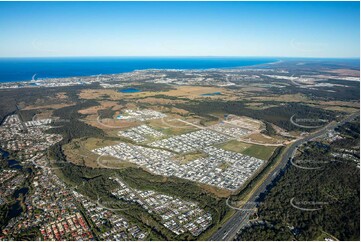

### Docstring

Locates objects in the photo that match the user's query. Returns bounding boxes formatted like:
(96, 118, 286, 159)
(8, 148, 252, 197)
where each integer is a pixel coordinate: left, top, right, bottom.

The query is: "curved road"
(209, 112, 359, 241)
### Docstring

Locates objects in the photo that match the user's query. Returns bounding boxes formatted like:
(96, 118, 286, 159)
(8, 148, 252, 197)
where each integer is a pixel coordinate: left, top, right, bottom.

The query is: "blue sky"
(0, 1, 359, 58)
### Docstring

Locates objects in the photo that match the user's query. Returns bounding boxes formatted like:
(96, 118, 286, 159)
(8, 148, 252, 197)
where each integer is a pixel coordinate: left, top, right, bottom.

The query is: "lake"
(201, 92, 222, 96)
(119, 87, 141, 93)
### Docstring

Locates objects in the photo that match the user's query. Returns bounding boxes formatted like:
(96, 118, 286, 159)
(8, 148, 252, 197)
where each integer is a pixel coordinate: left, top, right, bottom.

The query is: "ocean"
(0, 57, 277, 83)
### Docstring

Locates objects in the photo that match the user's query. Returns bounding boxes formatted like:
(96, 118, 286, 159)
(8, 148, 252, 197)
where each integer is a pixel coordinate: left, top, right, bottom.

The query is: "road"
(209, 112, 359, 241)
(175, 118, 205, 129)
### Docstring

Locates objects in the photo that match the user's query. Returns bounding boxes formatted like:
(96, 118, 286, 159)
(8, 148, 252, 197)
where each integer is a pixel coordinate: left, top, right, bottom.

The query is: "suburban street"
(209, 112, 359, 241)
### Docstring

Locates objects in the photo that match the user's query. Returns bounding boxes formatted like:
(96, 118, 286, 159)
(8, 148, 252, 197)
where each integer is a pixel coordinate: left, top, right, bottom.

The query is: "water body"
(14, 187, 29, 199)
(7, 187, 29, 221)
(119, 87, 141, 93)
(201, 92, 222, 96)
(0, 57, 277, 83)
(0, 148, 9, 158)
(8, 201, 23, 220)
(8, 160, 22, 170)
(0, 148, 22, 170)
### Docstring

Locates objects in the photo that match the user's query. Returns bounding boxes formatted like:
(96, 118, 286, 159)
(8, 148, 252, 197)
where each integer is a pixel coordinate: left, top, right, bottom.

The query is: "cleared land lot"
(219, 140, 277, 160)
(175, 151, 208, 164)
(63, 137, 120, 167)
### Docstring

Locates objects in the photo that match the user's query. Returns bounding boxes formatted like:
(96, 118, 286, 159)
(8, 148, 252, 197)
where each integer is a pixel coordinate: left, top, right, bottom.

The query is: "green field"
(219, 140, 277, 160)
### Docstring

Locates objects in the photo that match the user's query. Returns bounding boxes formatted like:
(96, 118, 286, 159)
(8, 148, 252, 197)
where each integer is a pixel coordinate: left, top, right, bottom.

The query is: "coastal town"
(0, 68, 359, 92)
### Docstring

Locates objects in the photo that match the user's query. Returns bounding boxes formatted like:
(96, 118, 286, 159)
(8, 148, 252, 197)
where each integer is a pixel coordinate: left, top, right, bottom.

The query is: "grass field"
(246, 133, 285, 144)
(219, 140, 252, 152)
(219, 140, 277, 160)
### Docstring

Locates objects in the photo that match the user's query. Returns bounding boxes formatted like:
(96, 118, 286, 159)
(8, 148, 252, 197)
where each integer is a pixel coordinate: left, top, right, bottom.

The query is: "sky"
(0, 1, 359, 58)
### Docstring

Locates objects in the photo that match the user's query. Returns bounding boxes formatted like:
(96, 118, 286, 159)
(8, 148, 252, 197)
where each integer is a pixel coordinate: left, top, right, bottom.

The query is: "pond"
(14, 187, 29, 199)
(0, 148, 23, 170)
(119, 88, 141, 93)
(7, 159, 22, 170)
(201, 92, 222, 96)
(8, 201, 23, 220)
(0, 148, 9, 158)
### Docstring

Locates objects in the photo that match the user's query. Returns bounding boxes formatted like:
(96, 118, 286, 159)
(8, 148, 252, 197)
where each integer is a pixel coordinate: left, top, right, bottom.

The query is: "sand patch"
(324, 69, 360, 77)
(23, 103, 75, 110)
(162, 86, 231, 99)
(78, 101, 121, 115)
(135, 97, 186, 105)
(247, 93, 309, 103)
(56, 92, 68, 99)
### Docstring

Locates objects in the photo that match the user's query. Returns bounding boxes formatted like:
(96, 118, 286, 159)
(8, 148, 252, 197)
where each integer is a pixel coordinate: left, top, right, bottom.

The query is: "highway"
(209, 112, 359, 241)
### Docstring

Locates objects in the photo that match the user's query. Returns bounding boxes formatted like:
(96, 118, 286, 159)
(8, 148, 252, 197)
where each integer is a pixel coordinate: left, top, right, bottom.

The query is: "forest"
(237, 119, 360, 241)
(177, 100, 339, 131)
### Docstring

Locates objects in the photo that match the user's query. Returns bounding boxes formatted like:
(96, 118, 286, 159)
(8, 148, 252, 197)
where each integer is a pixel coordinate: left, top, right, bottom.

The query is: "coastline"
(0, 57, 278, 84)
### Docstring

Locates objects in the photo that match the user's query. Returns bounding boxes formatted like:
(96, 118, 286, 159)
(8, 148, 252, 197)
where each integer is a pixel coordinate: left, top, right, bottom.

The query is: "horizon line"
(0, 55, 360, 59)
